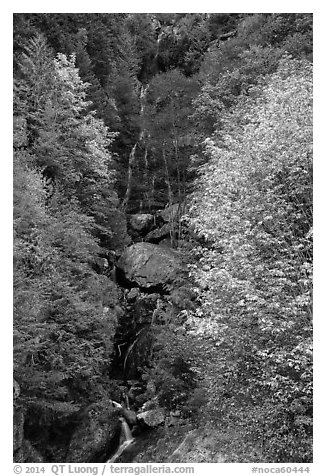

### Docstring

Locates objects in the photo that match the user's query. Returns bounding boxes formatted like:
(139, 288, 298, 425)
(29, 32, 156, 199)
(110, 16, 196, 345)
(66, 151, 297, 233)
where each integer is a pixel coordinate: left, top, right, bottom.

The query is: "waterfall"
(131, 143, 137, 159)
(124, 391, 130, 410)
(111, 400, 123, 409)
(155, 31, 164, 61)
(139, 85, 149, 142)
(140, 85, 149, 114)
(123, 327, 149, 379)
(106, 417, 134, 463)
(121, 418, 133, 442)
(122, 83, 150, 210)
(122, 143, 137, 209)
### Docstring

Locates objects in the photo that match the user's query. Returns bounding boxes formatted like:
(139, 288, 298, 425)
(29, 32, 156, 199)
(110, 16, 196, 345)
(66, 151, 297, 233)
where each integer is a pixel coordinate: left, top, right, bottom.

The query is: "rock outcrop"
(13, 380, 44, 463)
(144, 223, 171, 243)
(137, 408, 165, 427)
(117, 242, 182, 290)
(66, 399, 120, 462)
(127, 204, 186, 245)
(158, 203, 182, 224)
(13, 404, 44, 462)
(125, 291, 161, 325)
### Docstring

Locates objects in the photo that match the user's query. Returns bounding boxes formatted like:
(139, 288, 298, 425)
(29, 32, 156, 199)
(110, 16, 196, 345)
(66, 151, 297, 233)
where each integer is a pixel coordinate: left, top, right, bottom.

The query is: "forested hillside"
(13, 13, 313, 464)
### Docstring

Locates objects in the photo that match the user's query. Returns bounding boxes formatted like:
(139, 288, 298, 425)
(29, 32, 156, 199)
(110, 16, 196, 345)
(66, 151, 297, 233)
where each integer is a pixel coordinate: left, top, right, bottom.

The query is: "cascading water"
(140, 84, 149, 115)
(139, 84, 149, 142)
(155, 31, 164, 62)
(121, 418, 133, 442)
(122, 143, 138, 209)
(106, 417, 134, 463)
(122, 83, 150, 210)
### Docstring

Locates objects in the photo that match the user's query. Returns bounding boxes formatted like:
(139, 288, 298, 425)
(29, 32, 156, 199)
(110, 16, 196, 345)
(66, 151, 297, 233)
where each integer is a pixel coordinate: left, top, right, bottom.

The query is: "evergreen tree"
(14, 35, 122, 461)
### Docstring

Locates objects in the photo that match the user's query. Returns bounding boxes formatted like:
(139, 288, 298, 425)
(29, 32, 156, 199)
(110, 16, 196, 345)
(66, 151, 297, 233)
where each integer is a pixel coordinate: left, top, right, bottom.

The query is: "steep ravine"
(92, 206, 196, 463)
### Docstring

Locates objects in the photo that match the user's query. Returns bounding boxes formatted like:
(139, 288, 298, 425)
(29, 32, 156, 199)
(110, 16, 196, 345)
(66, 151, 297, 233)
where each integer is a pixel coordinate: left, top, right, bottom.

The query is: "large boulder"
(117, 243, 182, 290)
(158, 203, 182, 224)
(144, 223, 171, 243)
(143, 204, 187, 244)
(66, 399, 120, 462)
(137, 408, 165, 427)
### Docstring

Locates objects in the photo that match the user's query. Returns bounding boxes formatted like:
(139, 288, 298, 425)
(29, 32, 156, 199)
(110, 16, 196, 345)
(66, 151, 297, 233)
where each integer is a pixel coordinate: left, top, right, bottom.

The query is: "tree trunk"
(163, 145, 173, 206)
(173, 137, 182, 205)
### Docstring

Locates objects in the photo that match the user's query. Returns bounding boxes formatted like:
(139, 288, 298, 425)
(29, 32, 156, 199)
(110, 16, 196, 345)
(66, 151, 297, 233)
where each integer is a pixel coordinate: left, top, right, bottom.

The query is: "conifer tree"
(14, 35, 121, 460)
